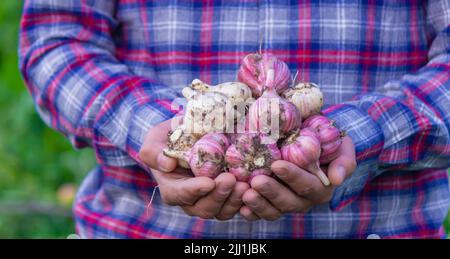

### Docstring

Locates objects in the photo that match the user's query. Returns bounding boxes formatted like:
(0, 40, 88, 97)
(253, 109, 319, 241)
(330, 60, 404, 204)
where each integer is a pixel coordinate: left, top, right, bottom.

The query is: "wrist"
(322, 103, 384, 210)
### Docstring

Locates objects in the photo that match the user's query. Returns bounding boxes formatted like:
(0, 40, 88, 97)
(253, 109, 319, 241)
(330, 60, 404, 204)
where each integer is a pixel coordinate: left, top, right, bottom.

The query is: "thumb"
(327, 137, 357, 186)
(327, 162, 348, 186)
(139, 142, 178, 173)
(139, 119, 179, 173)
(173, 177, 216, 206)
(156, 152, 178, 173)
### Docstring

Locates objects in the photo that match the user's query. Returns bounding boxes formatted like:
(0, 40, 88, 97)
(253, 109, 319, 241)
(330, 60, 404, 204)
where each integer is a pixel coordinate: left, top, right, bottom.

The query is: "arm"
(19, 0, 247, 219)
(323, 0, 450, 209)
(19, 0, 178, 168)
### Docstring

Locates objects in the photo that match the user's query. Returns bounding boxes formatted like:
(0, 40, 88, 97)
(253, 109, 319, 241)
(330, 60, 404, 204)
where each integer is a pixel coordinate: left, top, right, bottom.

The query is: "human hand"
(240, 136, 356, 221)
(139, 119, 249, 220)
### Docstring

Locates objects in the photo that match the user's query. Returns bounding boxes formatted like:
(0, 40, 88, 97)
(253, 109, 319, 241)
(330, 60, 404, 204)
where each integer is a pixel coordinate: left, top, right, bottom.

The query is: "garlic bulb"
(301, 114, 331, 130)
(281, 128, 330, 186)
(238, 52, 291, 97)
(212, 81, 254, 105)
(320, 138, 342, 164)
(302, 115, 345, 164)
(184, 79, 254, 133)
(247, 89, 301, 138)
(188, 133, 230, 178)
(187, 79, 253, 104)
(163, 127, 200, 168)
(282, 82, 324, 119)
(225, 133, 281, 183)
(182, 81, 228, 135)
(214, 81, 254, 128)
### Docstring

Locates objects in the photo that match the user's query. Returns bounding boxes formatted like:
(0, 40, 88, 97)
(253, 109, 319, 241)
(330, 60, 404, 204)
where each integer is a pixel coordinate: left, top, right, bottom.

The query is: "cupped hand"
(240, 136, 356, 221)
(139, 118, 249, 219)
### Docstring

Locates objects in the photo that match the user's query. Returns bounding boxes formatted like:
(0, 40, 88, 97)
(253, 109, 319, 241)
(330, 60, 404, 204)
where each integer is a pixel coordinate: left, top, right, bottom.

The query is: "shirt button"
(367, 234, 381, 239)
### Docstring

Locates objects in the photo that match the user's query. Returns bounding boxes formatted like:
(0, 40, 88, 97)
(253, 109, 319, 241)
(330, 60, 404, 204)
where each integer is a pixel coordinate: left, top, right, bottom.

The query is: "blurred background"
(0, 2, 448, 238)
(0, 2, 95, 238)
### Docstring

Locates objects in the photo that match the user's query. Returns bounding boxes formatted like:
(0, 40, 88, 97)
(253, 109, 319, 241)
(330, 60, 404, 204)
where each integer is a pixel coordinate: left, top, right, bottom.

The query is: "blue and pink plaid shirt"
(19, 0, 450, 238)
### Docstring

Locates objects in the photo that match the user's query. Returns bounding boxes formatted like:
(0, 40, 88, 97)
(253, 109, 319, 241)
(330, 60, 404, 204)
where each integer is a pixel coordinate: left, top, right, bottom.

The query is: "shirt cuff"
(93, 80, 181, 169)
(322, 103, 385, 211)
(129, 87, 181, 170)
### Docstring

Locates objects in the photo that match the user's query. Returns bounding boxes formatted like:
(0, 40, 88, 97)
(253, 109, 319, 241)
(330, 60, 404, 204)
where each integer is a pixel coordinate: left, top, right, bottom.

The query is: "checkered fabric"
(19, 0, 450, 238)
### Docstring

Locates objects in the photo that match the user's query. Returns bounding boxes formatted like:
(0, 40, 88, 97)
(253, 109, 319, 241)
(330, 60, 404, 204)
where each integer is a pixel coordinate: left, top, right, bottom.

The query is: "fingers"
(216, 181, 250, 220)
(327, 136, 357, 186)
(242, 189, 282, 221)
(171, 167, 193, 175)
(271, 160, 325, 200)
(182, 173, 236, 219)
(157, 152, 178, 173)
(139, 119, 178, 172)
(157, 173, 215, 206)
(250, 175, 312, 213)
(240, 206, 259, 221)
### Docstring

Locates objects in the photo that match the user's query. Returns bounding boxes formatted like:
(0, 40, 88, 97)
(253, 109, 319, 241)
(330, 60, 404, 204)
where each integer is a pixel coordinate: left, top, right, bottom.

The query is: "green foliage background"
(0, 2, 95, 238)
(0, 2, 448, 238)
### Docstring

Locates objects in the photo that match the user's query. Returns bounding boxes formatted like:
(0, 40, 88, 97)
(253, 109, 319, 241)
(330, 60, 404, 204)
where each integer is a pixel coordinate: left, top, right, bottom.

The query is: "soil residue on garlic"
(193, 149, 225, 169)
(167, 128, 198, 151)
(163, 127, 199, 168)
(231, 135, 276, 175)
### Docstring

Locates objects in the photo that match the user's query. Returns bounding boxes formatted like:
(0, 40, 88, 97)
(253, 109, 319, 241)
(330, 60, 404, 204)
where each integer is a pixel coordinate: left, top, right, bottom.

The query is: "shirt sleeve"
(323, 0, 450, 210)
(19, 0, 180, 169)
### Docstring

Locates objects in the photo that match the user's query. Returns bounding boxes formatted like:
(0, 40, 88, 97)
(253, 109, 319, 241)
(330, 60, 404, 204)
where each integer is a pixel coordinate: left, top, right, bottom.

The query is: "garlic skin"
(317, 125, 343, 164)
(238, 52, 291, 97)
(182, 82, 228, 135)
(212, 81, 253, 104)
(320, 139, 342, 164)
(190, 78, 211, 92)
(187, 79, 253, 104)
(184, 79, 254, 133)
(213, 81, 254, 127)
(225, 133, 281, 183)
(282, 82, 324, 119)
(302, 114, 332, 129)
(163, 127, 200, 168)
(189, 133, 230, 178)
(302, 115, 344, 164)
(281, 128, 330, 186)
(248, 89, 301, 138)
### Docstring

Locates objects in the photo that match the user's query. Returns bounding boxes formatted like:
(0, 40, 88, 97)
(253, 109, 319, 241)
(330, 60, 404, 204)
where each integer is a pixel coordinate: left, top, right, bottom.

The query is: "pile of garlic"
(163, 52, 343, 186)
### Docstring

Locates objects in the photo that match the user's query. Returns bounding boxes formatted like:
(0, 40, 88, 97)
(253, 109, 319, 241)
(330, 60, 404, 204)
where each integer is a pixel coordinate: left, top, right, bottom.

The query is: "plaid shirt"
(19, 0, 450, 239)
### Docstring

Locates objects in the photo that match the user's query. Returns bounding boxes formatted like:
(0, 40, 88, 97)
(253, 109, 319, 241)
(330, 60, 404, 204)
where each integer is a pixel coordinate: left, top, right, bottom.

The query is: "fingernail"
(218, 185, 232, 196)
(247, 201, 258, 208)
(199, 187, 212, 196)
(258, 182, 270, 195)
(274, 166, 287, 178)
(337, 165, 346, 179)
(157, 154, 171, 172)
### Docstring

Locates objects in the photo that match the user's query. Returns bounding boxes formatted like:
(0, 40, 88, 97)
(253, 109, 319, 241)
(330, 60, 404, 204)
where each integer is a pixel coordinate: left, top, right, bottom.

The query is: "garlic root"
(163, 127, 199, 169)
(225, 133, 281, 183)
(163, 149, 190, 169)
